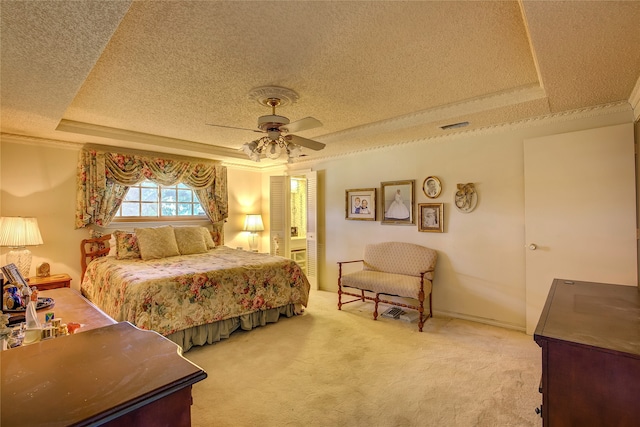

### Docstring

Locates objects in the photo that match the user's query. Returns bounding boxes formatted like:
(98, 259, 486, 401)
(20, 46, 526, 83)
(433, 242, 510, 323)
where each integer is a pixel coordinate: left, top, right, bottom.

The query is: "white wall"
(304, 107, 636, 330)
(223, 167, 264, 251)
(0, 141, 84, 285)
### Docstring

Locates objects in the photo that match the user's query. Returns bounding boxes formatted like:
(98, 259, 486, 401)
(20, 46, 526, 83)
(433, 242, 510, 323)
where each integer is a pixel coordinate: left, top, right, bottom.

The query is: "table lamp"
(243, 214, 264, 252)
(0, 217, 44, 278)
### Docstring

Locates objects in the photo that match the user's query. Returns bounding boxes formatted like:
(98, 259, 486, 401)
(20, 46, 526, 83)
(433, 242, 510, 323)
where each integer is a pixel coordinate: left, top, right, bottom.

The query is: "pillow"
(174, 226, 208, 255)
(134, 226, 180, 260)
(113, 231, 140, 260)
(108, 234, 116, 257)
(200, 227, 217, 249)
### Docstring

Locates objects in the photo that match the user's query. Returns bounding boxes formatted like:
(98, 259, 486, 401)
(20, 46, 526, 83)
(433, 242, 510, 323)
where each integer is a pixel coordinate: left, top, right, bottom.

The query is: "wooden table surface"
(38, 287, 117, 332)
(1, 288, 207, 426)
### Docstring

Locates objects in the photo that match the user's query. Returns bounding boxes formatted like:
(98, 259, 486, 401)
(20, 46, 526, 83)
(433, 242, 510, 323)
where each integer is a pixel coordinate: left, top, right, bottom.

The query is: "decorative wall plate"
(454, 183, 477, 213)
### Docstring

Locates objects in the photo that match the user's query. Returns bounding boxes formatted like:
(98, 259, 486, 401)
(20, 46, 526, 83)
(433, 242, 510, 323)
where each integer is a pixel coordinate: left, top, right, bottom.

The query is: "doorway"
(270, 171, 318, 289)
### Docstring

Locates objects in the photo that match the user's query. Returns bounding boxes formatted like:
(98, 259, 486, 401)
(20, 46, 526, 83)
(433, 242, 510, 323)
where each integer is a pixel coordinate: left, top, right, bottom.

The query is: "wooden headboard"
(80, 234, 112, 282)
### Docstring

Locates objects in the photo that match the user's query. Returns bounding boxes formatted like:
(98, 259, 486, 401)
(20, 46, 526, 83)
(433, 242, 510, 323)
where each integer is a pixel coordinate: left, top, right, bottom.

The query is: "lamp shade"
(0, 217, 43, 247)
(243, 214, 264, 232)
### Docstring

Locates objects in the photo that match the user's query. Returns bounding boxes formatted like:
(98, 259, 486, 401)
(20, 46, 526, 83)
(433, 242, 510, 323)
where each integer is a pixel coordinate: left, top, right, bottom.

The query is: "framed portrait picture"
(423, 176, 442, 199)
(381, 180, 415, 225)
(418, 203, 444, 232)
(1, 263, 28, 287)
(345, 188, 376, 221)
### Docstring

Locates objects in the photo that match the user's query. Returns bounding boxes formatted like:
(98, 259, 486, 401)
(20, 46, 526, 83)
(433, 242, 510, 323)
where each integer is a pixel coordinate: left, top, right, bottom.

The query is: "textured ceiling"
(1, 1, 639, 167)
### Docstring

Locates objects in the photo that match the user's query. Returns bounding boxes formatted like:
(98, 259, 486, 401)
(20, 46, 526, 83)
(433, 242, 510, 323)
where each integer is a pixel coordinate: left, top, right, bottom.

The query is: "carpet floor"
(185, 289, 542, 427)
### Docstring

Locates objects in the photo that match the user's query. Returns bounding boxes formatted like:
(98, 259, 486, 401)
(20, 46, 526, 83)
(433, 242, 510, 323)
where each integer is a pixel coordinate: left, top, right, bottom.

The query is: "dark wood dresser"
(2, 289, 207, 426)
(534, 278, 640, 426)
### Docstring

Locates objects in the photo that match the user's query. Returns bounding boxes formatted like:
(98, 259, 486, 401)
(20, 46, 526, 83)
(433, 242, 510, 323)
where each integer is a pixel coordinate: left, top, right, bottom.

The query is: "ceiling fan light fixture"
(267, 141, 282, 159)
(267, 129, 280, 141)
(287, 142, 302, 158)
(242, 141, 258, 156)
(243, 135, 303, 162)
(211, 86, 323, 163)
(250, 151, 261, 162)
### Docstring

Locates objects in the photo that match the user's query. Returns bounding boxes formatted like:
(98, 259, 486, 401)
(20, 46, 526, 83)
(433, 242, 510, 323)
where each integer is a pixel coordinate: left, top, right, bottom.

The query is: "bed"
(80, 226, 310, 351)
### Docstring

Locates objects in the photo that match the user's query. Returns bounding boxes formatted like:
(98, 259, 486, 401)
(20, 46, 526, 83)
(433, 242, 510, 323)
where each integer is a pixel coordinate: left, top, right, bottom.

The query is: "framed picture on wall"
(345, 188, 376, 221)
(418, 203, 444, 232)
(381, 180, 415, 225)
(423, 176, 442, 198)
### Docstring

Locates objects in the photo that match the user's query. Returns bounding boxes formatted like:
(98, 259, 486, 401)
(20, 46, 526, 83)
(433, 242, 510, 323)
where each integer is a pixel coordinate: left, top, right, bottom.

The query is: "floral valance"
(76, 147, 228, 228)
(104, 152, 218, 188)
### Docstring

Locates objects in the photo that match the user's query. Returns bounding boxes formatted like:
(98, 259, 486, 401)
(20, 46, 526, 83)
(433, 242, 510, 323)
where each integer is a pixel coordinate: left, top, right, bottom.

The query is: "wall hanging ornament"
(454, 183, 477, 213)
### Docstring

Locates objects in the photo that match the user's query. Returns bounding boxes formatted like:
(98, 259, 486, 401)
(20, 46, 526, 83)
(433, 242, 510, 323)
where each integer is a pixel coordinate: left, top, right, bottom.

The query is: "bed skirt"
(165, 304, 298, 352)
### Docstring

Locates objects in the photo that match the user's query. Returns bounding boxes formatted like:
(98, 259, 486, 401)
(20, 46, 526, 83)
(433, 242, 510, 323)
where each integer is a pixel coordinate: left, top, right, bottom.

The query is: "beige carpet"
(185, 290, 542, 427)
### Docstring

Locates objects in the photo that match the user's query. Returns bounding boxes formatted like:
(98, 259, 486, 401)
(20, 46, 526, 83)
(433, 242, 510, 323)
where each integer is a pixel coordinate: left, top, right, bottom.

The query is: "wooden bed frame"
(80, 234, 112, 282)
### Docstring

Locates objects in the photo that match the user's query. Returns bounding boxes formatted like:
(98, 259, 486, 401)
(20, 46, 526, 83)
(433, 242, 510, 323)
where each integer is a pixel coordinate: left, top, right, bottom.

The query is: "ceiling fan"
(206, 87, 325, 162)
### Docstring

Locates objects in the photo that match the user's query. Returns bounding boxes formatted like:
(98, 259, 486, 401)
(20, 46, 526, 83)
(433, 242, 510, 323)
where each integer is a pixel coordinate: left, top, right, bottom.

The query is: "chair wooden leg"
(418, 289, 425, 332)
(337, 263, 343, 310)
(361, 289, 365, 301)
(373, 294, 379, 320)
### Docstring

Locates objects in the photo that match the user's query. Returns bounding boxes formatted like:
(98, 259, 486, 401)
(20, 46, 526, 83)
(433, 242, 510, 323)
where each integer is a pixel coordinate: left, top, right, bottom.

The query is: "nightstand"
(27, 273, 72, 290)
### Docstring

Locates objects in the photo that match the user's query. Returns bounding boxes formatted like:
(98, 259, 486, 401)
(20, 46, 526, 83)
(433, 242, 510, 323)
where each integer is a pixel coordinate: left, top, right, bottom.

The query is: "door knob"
(528, 243, 537, 251)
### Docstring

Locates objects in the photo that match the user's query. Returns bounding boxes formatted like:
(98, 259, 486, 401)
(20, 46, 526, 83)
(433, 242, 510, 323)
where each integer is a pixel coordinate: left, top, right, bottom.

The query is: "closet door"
(305, 171, 318, 290)
(524, 123, 637, 334)
(269, 176, 289, 256)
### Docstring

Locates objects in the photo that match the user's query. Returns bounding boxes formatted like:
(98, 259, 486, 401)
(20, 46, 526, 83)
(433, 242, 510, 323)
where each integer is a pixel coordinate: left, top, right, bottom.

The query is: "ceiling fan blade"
(285, 134, 325, 151)
(206, 123, 263, 133)
(281, 117, 322, 134)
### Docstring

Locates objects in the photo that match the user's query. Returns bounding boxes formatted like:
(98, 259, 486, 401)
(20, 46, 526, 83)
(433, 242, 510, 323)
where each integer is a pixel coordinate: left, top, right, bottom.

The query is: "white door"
(305, 170, 318, 290)
(524, 123, 637, 334)
(269, 172, 318, 290)
(269, 176, 289, 257)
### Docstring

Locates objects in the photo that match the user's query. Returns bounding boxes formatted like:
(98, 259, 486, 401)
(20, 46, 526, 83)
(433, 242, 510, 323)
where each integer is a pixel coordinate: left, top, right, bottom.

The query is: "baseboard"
(433, 309, 526, 333)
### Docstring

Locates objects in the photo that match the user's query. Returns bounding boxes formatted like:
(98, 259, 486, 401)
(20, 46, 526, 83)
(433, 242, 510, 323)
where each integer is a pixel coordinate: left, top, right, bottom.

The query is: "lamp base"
(248, 233, 259, 252)
(6, 247, 32, 279)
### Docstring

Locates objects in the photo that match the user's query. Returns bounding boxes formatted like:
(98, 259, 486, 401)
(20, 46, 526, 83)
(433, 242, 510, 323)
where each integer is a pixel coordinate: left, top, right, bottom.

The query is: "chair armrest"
(337, 259, 365, 281)
(337, 259, 364, 266)
(419, 268, 435, 276)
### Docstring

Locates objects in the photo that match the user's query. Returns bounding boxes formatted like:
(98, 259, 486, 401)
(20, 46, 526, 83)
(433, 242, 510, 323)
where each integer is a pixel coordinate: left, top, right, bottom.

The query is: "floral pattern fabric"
(113, 231, 141, 259)
(76, 147, 228, 228)
(81, 247, 310, 337)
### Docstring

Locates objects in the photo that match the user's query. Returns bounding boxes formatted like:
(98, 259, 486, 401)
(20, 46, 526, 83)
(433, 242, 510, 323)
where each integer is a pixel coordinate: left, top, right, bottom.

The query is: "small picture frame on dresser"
(1, 263, 28, 288)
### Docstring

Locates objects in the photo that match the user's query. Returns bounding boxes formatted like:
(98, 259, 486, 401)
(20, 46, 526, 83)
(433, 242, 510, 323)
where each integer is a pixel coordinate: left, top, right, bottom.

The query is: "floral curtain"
(76, 147, 228, 228)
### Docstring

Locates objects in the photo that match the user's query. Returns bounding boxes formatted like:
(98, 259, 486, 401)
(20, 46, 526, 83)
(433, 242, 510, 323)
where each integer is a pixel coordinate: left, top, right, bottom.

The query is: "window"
(115, 181, 206, 220)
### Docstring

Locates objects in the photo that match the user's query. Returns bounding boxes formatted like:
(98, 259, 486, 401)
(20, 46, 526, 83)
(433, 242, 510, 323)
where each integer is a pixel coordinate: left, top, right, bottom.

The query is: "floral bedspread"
(81, 246, 310, 336)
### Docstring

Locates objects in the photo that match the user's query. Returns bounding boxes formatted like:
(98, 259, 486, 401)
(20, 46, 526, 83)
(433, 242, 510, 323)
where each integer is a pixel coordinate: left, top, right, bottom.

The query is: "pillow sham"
(113, 230, 140, 260)
(173, 226, 208, 255)
(200, 227, 217, 249)
(135, 226, 180, 260)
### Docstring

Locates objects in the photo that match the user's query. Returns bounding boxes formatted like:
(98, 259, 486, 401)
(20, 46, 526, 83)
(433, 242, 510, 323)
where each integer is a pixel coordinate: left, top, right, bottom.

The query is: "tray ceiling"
(2, 1, 639, 167)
